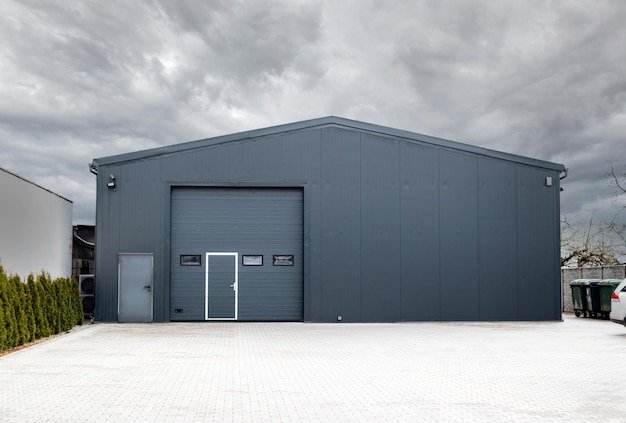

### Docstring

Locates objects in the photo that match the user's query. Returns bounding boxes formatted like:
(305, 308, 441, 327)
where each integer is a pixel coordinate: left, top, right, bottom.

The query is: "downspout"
(558, 167, 567, 318)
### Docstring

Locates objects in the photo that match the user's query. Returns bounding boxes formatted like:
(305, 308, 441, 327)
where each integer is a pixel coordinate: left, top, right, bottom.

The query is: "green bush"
(0, 268, 18, 349)
(0, 266, 83, 352)
(27, 275, 48, 339)
(12, 275, 32, 344)
(0, 294, 5, 350)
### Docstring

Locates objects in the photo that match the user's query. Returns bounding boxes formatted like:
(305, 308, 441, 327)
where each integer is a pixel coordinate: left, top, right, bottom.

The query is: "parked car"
(609, 278, 626, 327)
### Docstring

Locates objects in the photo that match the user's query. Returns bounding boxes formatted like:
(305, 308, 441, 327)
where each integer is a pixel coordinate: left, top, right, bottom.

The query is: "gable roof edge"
(0, 166, 73, 204)
(90, 116, 565, 173)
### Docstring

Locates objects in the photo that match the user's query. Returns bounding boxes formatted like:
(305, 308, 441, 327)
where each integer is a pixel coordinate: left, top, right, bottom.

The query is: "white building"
(0, 167, 73, 279)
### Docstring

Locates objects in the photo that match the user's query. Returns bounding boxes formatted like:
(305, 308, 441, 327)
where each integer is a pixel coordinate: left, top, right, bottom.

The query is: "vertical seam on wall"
(317, 129, 323, 321)
(319, 129, 324, 321)
(515, 164, 520, 320)
(359, 132, 363, 322)
(437, 149, 442, 321)
(398, 139, 402, 321)
(116, 166, 122, 321)
(476, 157, 480, 320)
(555, 171, 562, 318)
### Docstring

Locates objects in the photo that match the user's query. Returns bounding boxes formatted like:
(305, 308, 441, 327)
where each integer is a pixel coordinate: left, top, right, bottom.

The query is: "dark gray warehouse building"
(90, 116, 566, 323)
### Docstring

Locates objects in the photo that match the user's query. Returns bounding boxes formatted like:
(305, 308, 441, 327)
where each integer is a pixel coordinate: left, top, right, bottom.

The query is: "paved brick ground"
(1, 315, 625, 422)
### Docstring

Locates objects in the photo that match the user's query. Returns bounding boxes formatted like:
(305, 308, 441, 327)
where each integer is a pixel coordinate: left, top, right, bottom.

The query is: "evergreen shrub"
(0, 266, 83, 352)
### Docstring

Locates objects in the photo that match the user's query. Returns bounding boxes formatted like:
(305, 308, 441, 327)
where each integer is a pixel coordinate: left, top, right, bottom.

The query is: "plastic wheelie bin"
(570, 279, 589, 317)
(585, 280, 602, 318)
(599, 279, 623, 319)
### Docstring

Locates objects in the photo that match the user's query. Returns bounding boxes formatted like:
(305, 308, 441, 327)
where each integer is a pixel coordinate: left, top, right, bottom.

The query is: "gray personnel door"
(118, 253, 153, 322)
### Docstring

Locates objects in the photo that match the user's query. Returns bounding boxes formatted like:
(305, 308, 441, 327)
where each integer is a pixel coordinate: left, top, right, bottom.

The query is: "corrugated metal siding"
(439, 150, 480, 320)
(170, 187, 303, 321)
(94, 164, 120, 322)
(517, 166, 561, 320)
(320, 127, 362, 322)
(282, 130, 322, 321)
(360, 133, 401, 321)
(400, 143, 440, 320)
(119, 159, 165, 321)
(242, 136, 283, 180)
(95, 160, 166, 322)
(478, 159, 519, 320)
(94, 121, 564, 323)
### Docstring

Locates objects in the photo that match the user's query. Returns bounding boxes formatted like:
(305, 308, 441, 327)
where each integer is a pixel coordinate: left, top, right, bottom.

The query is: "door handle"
(144, 285, 152, 292)
(230, 282, 236, 290)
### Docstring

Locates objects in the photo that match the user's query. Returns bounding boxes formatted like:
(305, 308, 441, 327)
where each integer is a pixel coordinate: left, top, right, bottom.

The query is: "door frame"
(205, 252, 238, 320)
(165, 183, 309, 323)
(118, 253, 154, 323)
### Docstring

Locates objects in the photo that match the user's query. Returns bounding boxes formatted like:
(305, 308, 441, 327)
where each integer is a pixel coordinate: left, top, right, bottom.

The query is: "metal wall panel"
(281, 130, 323, 321)
(203, 143, 244, 181)
(241, 136, 284, 180)
(96, 159, 166, 322)
(94, 164, 121, 322)
(117, 159, 163, 253)
(320, 127, 362, 322)
(400, 143, 440, 320)
(164, 144, 245, 182)
(360, 133, 401, 321)
(439, 150, 480, 320)
(517, 166, 561, 320)
(118, 159, 165, 321)
(170, 187, 303, 321)
(478, 159, 519, 320)
(94, 119, 564, 323)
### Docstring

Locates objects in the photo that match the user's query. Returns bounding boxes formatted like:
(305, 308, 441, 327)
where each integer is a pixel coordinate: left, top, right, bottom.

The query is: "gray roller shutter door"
(170, 187, 303, 321)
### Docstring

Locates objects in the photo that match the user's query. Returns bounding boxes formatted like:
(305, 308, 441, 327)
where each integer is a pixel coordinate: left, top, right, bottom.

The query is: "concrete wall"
(0, 168, 73, 278)
(562, 265, 626, 312)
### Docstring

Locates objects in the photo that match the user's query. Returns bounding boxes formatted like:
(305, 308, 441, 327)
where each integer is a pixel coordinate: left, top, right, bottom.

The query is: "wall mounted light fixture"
(107, 174, 116, 191)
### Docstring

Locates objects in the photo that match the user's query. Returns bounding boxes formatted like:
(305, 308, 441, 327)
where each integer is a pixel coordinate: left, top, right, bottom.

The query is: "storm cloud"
(0, 0, 625, 227)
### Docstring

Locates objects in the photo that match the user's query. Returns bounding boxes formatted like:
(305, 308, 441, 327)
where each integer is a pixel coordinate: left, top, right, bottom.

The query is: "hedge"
(0, 266, 83, 352)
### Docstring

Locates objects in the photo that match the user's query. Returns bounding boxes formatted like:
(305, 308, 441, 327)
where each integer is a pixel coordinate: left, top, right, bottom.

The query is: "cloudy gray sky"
(1, 0, 625, 228)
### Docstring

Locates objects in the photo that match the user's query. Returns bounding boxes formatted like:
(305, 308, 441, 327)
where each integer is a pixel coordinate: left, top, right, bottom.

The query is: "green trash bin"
(570, 279, 589, 317)
(586, 280, 602, 318)
(599, 279, 623, 319)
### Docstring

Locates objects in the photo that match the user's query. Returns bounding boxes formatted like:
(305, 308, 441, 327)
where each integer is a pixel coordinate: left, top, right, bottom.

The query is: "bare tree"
(609, 165, 626, 194)
(561, 165, 626, 267)
(602, 165, 626, 258)
(561, 214, 620, 267)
